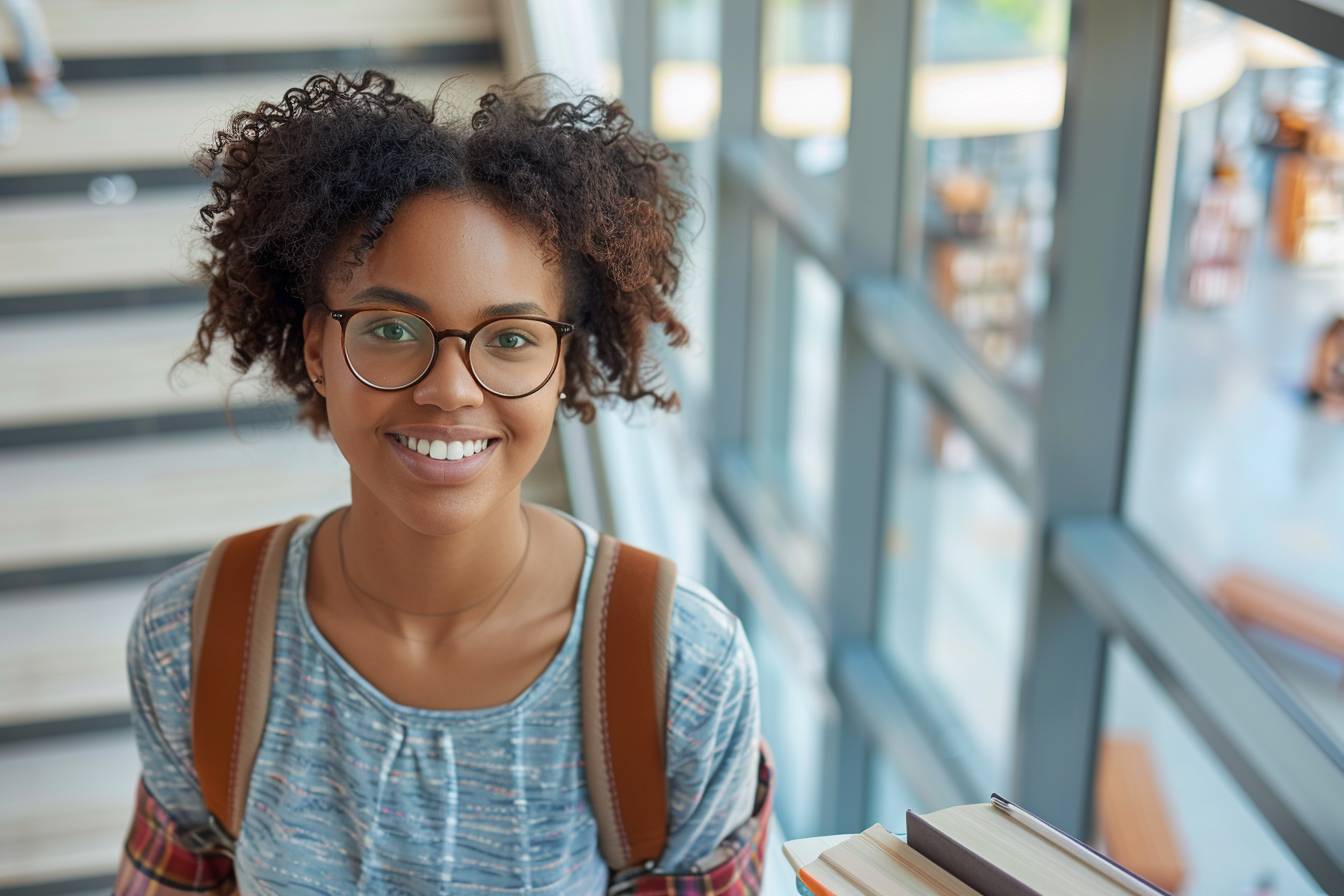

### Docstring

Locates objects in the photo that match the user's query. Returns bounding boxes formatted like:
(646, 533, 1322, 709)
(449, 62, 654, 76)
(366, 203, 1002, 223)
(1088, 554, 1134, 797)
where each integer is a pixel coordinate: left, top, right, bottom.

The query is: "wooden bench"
(1094, 735, 1187, 894)
(1209, 568, 1344, 664)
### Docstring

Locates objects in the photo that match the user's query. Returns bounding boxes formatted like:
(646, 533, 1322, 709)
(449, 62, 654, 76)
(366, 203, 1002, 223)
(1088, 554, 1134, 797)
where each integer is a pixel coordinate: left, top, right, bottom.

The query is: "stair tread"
(0, 64, 502, 177)
(0, 580, 144, 727)
(0, 729, 139, 887)
(0, 0, 494, 59)
(0, 425, 352, 573)
(0, 187, 204, 297)
(0, 299, 276, 428)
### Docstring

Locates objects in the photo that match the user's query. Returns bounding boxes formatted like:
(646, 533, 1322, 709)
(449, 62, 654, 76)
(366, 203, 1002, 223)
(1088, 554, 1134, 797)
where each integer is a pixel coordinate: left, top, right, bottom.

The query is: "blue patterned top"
(126, 506, 761, 894)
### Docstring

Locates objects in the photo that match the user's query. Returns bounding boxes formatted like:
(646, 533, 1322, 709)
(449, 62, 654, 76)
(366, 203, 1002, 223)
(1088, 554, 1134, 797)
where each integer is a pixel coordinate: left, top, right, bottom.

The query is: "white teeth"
(395, 434, 492, 462)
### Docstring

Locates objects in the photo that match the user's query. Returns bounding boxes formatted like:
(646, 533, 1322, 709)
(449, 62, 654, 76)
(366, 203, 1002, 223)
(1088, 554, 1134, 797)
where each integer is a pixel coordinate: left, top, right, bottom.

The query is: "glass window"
(1125, 1, 1344, 753)
(786, 254, 843, 525)
(877, 380, 1031, 792)
(742, 599, 829, 837)
(746, 213, 792, 486)
(1096, 641, 1323, 895)
(745, 215, 843, 532)
(869, 750, 924, 834)
(758, 0, 852, 212)
(904, 0, 1070, 396)
(652, 0, 722, 420)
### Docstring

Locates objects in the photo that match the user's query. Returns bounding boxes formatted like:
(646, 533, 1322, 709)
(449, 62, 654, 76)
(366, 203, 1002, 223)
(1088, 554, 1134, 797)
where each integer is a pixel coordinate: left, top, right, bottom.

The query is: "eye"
(490, 331, 535, 349)
(370, 321, 416, 342)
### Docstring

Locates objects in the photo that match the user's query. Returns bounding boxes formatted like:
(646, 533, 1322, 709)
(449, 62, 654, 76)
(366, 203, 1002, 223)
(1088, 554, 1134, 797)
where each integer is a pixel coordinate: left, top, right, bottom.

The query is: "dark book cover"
(906, 810, 1043, 896)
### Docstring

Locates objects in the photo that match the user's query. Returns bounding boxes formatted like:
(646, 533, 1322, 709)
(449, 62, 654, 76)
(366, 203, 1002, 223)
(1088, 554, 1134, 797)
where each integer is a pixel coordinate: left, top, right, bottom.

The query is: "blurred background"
(2, 0, 1343, 893)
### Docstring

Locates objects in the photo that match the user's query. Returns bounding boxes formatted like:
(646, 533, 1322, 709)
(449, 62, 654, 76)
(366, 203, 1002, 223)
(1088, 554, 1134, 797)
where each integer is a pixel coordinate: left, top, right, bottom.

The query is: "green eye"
(492, 331, 533, 349)
(371, 322, 415, 342)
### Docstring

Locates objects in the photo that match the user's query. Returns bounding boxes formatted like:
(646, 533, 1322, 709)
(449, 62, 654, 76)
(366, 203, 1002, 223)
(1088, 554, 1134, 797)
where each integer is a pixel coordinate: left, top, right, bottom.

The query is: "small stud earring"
(559, 391, 567, 399)
(313, 375, 324, 385)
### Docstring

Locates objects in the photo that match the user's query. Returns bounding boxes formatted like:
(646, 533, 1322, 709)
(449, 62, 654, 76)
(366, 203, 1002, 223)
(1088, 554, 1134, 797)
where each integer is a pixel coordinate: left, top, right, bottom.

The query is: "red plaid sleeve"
(116, 778, 236, 895)
(619, 740, 775, 896)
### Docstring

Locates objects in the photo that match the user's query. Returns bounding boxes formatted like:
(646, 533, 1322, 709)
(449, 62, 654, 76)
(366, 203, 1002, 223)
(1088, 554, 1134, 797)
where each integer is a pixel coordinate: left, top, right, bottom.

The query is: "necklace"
(336, 505, 532, 644)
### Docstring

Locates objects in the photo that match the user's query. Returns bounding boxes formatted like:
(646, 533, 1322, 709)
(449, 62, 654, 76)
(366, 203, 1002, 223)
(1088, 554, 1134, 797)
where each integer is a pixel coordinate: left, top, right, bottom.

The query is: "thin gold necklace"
(336, 505, 532, 644)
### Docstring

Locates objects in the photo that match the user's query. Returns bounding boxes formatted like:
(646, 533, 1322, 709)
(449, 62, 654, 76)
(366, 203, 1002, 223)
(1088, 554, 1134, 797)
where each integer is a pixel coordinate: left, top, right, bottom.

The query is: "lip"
(386, 433, 499, 485)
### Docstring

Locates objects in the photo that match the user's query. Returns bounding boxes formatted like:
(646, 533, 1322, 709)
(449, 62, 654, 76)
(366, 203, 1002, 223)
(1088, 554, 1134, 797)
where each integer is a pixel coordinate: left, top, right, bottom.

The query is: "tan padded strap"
(581, 534, 677, 872)
(190, 514, 310, 840)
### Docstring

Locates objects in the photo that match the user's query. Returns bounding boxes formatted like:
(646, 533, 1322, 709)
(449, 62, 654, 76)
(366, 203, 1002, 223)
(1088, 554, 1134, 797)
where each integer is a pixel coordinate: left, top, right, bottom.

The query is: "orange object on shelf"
(1094, 736, 1187, 894)
(1209, 568, 1344, 662)
(1307, 317, 1344, 416)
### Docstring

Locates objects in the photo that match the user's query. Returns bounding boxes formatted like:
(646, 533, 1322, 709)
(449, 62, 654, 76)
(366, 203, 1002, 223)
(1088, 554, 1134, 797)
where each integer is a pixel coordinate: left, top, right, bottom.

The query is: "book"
(794, 795, 1171, 896)
(799, 824, 979, 896)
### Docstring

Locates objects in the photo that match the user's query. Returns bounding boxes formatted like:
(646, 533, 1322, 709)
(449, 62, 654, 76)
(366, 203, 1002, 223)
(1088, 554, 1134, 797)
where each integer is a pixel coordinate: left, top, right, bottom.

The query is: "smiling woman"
(115, 70, 769, 895)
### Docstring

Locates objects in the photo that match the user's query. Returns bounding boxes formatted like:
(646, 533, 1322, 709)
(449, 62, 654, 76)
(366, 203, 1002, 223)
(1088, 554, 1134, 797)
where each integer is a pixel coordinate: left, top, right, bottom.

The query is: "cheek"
(498, 399, 556, 463)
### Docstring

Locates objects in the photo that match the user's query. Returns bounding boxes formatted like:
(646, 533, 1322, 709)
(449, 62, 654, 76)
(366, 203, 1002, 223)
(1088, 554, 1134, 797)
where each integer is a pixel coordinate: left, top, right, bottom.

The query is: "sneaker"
(0, 98, 18, 147)
(32, 79, 78, 119)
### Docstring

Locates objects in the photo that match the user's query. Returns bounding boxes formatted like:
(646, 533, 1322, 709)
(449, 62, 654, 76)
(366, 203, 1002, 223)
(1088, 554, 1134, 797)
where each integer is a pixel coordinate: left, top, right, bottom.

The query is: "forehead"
(334, 191, 563, 319)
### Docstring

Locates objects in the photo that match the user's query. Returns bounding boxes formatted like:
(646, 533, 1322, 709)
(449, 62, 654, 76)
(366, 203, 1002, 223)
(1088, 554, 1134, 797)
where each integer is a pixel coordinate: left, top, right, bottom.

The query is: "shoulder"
(664, 572, 758, 731)
(127, 549, 211, 697)
(667, 574, 748, 682)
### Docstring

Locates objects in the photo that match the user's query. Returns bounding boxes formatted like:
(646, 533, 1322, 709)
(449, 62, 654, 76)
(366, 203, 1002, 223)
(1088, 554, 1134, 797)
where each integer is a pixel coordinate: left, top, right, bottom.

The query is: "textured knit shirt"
(126, 506, 761, 894)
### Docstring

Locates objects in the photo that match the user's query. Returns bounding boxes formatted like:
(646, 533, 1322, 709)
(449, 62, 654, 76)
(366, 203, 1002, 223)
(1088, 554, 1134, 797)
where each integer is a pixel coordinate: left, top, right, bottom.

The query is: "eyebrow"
(349, 286, 550, 319)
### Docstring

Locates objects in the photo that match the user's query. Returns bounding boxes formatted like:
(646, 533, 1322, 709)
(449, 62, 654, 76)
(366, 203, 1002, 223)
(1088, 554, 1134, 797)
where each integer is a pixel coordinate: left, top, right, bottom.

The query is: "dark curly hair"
(170, 69, 697, 436)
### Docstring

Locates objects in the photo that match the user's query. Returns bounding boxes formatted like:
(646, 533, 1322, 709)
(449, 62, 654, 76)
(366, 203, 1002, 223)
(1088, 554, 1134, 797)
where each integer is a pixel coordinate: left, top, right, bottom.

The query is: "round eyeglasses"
(314, 301, 575, 397)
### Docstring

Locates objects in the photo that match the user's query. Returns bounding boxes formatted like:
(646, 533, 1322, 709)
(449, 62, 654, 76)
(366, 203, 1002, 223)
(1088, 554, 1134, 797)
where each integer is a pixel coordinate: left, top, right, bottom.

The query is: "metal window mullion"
(814, 0, 919, 835)
(616, 0, 654, 129)
(709, 0, 763, 452)
(1011, 0, 1172, 837)
(1206, 0, 1344, 61)
(1053, 518, 1344, 892)
(722, 137, 846, 280)
(853, 277, 1035, 500)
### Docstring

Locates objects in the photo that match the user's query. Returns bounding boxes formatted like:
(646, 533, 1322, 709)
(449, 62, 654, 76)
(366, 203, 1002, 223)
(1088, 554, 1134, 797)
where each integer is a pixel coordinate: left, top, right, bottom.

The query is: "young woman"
(116, 70, 764, 894)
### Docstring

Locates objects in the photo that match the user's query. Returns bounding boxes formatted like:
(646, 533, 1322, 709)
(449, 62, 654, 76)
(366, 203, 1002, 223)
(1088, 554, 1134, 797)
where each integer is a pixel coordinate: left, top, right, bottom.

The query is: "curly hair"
(170, 69, 696, 436)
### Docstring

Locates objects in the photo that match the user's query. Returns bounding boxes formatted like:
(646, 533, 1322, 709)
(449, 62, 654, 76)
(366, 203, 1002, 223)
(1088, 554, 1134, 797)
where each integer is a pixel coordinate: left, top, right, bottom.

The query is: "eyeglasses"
(315, 301, 575, 397)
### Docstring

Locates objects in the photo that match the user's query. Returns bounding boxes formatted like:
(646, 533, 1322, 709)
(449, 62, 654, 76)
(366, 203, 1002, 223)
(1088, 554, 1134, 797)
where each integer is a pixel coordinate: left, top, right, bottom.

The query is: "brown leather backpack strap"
(189, 514, 310, 843)
(581, 533, 677, 875)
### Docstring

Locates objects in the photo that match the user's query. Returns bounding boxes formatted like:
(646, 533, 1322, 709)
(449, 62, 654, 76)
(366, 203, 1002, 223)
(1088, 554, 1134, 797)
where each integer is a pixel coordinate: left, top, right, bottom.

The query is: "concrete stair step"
(0, 729, 139, 889)
(0, 579, 143, 732)
(0, 0, 494, 60)
(0, 299, 276, 430)
(0, 424, 351, 575)
(0, 188, 202, 299)
(0, 64, 502, 178)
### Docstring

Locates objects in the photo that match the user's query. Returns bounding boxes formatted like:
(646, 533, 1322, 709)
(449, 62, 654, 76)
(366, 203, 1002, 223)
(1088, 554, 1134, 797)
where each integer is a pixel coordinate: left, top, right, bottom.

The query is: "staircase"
(0, 2, 569, 892)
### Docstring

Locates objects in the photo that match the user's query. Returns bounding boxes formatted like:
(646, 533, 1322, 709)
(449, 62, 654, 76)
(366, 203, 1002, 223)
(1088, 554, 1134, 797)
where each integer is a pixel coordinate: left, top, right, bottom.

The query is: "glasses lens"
(343, 312, 561, 394)
(469, 318, 561, 396)
(344, 310, 435, 389)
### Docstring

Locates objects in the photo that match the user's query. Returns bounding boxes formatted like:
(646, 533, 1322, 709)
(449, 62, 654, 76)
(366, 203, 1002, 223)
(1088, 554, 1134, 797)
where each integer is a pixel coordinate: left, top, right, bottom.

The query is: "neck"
(329, 483, 532, 642)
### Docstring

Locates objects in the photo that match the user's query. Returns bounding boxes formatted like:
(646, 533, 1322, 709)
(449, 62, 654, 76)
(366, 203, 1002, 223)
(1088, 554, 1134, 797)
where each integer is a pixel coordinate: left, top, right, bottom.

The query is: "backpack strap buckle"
(180, 812, 237, 859)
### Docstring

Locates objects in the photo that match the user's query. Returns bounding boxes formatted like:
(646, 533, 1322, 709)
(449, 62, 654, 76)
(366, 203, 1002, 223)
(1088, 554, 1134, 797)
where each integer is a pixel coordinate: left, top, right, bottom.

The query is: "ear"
(301, 306, 327, 396)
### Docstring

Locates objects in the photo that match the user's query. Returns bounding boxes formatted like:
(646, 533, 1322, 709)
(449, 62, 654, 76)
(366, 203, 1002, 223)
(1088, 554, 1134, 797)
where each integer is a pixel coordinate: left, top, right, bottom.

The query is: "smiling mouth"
(388, 433, 501, 462)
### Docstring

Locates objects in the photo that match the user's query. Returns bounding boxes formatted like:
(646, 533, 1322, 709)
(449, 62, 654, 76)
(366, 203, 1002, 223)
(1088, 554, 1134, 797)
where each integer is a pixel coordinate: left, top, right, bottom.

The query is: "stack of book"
(785, 794, 1170, 896)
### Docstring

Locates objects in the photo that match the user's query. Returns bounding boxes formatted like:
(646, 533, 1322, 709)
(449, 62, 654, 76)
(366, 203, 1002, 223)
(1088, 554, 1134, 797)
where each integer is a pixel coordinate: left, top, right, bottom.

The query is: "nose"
(410, 336, 484, 410)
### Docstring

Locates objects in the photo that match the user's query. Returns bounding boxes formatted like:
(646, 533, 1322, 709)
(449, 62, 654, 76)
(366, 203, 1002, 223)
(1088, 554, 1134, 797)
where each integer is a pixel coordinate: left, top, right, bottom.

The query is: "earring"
(559, 391, 566, 399)
(313, 375, 324, 385)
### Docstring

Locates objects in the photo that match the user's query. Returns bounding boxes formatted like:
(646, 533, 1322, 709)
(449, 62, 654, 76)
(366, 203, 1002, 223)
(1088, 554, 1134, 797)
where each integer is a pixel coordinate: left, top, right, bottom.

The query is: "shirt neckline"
(289, 503, 599, 725)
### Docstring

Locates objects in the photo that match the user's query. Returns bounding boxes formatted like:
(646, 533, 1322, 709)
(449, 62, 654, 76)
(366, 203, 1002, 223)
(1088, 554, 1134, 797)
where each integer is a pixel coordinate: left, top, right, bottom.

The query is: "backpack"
(181, 512, 773, 893)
